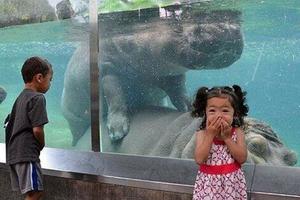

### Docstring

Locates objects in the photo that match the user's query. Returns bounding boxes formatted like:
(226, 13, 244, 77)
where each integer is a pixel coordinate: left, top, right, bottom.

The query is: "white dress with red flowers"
(193, 129, 247, 200)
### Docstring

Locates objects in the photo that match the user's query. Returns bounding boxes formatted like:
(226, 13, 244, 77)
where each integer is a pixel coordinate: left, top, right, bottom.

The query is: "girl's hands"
(206, 116, 233, 140)
(206, 116, 222, 137)
(220, 119, 232, 140)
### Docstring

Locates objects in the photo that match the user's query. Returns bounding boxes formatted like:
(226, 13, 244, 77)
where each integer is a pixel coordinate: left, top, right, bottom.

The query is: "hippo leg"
(61, 87, 90, 146)
(102, 74, 129, 141)
(160, 74, 190, 111)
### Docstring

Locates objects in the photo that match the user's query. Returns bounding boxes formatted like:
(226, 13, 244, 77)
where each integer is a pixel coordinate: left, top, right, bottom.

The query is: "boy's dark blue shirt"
(6, 89, 48, 165)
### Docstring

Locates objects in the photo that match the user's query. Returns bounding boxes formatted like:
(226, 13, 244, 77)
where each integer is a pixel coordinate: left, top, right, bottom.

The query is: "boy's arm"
(33, 126, 45, 150)
(224, 127, 247, 164)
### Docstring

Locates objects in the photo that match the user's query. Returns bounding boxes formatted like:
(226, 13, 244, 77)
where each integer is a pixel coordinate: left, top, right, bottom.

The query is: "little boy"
(5, 56, 53, 200)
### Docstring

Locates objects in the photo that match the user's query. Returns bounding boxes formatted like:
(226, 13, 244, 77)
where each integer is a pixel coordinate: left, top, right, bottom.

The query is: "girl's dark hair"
(191, 85, 249, 129)
(21, 56, 52, 83)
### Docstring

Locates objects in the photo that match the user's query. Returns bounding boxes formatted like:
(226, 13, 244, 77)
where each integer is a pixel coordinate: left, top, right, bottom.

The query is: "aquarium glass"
(96, 0, 299, 167)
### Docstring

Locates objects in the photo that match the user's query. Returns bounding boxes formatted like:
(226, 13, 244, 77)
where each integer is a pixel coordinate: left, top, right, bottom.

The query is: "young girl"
(191, 85, 249, 200)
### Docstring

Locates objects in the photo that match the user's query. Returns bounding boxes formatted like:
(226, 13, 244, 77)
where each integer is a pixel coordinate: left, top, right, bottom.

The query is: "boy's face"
(36, 68, 53, 93)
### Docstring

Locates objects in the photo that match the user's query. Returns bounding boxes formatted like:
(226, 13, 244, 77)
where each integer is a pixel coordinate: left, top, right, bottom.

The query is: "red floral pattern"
(193, 131, 247, 200)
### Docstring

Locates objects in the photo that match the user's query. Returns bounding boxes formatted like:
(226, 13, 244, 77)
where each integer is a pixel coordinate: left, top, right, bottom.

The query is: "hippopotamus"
(0, 86, 7, 104)
(75, 106, 297, 166)
(62, 7, 244, 144)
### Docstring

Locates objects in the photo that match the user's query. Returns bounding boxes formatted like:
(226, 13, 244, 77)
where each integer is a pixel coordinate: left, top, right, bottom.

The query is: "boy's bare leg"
(25, 191, 43, 200)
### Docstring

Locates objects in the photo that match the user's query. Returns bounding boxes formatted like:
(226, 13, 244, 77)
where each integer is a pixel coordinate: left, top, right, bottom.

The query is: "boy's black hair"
(21, 56, 52, 83)
(191, 85, 249, 129)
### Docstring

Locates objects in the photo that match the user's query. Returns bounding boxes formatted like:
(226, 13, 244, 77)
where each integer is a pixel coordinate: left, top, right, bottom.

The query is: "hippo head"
(244, 118, 297, 166)
(175, 10, 244, 70)
(0, 86, 7, 104)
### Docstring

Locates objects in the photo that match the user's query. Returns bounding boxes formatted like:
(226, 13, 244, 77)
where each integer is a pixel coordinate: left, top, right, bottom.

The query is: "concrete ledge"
(1, 144, 300, 199)
(0, 169, 193, 200)
(251, 164, 300, 197)
(0, 144, 196, 194)
(251, 193, 300, 200)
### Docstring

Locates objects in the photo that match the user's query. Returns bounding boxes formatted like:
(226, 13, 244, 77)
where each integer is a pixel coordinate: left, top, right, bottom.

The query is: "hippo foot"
(107, 112, 130, 142)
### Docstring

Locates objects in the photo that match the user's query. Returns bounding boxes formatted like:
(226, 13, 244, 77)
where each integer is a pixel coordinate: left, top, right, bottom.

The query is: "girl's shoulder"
(234, 127, 244, 134)
(233, 127, 246, 139)
(195, 128, 204, 134)
(195, 129, 205, 138)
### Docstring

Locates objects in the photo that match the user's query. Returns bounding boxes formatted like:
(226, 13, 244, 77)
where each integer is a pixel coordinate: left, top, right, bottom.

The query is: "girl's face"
(206, 96, 235, 126)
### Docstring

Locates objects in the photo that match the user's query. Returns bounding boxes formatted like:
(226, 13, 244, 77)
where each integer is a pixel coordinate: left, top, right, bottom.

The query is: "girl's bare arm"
(224, 127, 247, 164)
(194, 116, 222, 164)
(194, 130, 215, 164)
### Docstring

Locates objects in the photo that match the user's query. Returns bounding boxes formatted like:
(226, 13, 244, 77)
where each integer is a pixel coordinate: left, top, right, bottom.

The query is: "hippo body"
(75, 107, 297, 166)
(62, 8, 244, 144)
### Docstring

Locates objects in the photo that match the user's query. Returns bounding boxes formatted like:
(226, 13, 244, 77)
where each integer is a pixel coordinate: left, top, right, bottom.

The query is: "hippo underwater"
(62, 7, 244, 144)
(75, 106, 297, 166)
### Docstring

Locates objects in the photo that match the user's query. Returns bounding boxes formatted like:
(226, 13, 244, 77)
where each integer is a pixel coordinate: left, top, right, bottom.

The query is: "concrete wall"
(1, 145, 300, 200)
(0, 168, 192, 200)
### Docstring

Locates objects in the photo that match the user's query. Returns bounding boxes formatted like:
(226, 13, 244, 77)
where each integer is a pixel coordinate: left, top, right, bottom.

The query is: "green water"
(0, 20, 77, 149)
(185, 0, 300, 165)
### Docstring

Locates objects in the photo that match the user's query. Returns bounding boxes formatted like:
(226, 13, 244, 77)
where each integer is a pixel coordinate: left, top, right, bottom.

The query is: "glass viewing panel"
(100, 0, 298, 167)
(0, 0, 299, 168)
(0, 0, 91, 150)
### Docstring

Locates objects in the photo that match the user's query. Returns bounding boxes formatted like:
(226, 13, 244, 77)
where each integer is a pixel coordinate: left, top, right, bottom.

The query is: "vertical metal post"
(89, 0, 100, 152)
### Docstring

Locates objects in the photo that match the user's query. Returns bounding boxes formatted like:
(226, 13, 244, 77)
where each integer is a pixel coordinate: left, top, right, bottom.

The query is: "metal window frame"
(89, 0, 100, 152)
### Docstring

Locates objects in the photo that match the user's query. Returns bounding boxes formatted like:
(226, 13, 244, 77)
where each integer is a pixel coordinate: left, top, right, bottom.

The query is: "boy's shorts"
(9, 161, 44, 194)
